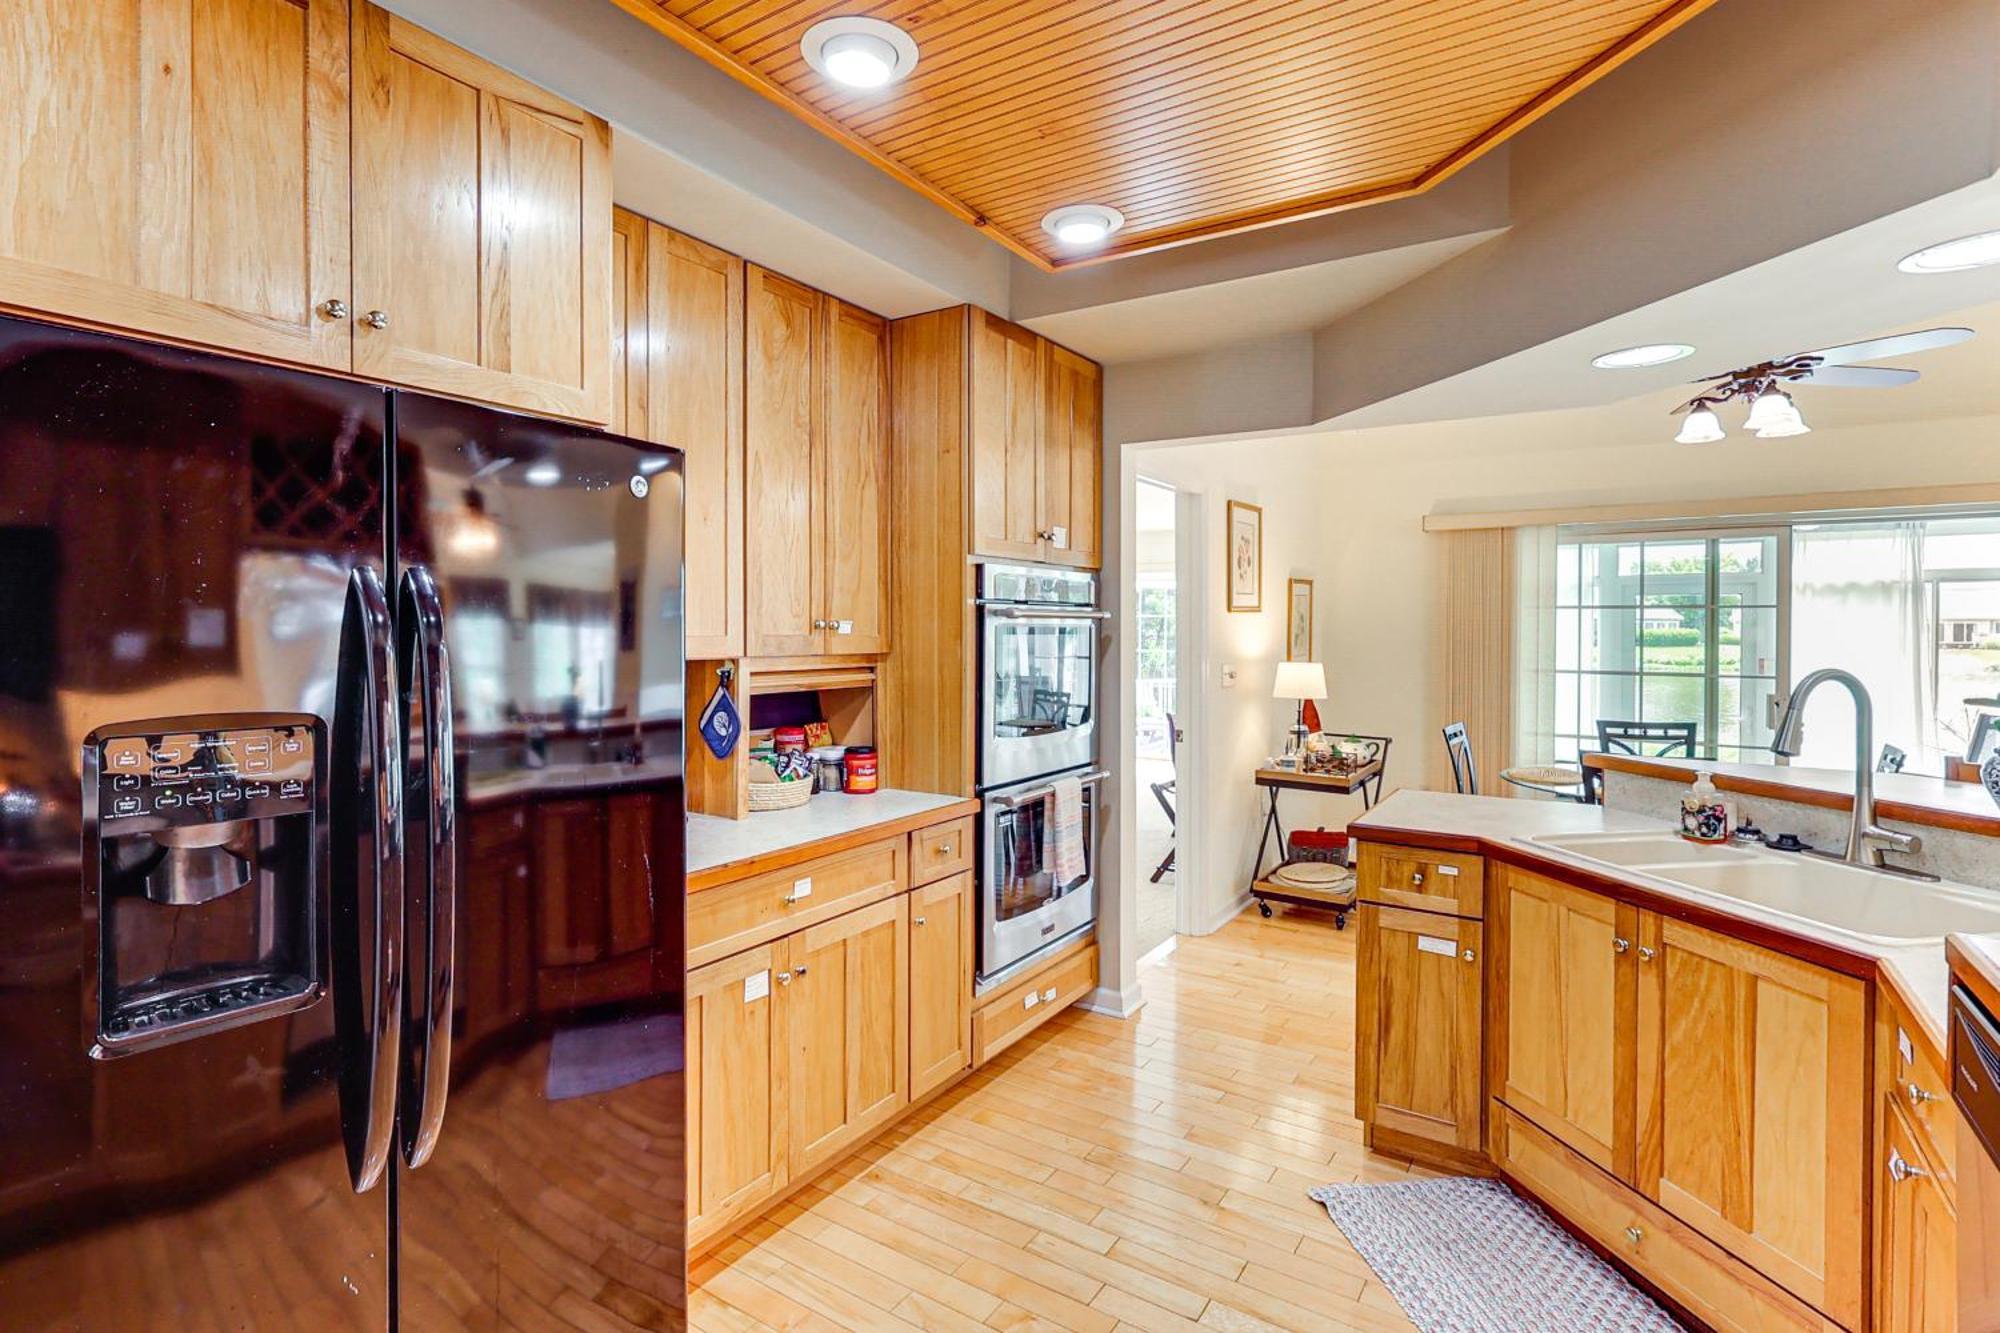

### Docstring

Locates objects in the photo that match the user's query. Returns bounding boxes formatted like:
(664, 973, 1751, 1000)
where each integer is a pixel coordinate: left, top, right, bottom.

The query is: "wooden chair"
(1589, 719, 1697, 802)
(1442, 722, 1477, 795)
(1149, 711, 1177, 883)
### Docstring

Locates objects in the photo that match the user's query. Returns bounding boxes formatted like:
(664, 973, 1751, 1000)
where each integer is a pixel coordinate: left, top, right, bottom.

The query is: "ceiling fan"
(1671, 326, 1974, 443)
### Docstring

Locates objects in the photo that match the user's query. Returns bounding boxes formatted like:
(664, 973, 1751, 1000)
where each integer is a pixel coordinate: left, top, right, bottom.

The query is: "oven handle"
(990, 769, 1111, 808)
(978, 604, 1113, 621)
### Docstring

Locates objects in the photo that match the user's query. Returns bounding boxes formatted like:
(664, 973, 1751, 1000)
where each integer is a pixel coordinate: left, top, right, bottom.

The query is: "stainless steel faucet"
(1770, 668, 1924, 871)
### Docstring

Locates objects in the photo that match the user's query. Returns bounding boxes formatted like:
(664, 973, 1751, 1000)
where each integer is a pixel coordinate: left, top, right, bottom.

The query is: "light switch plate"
(1220, 663, 1238, 688)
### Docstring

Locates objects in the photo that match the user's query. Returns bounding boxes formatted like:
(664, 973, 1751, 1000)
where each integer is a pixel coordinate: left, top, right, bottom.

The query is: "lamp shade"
(1273, 661, 1327, 701)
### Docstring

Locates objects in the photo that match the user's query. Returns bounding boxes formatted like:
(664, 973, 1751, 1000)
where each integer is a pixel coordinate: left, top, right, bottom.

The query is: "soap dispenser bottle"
(1680, 771, 1730, 844)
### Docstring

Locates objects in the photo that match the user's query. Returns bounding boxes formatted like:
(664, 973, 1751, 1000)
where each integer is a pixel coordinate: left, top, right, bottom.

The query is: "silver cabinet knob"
(1461, 949, 1476, 963)
(1638, 946, 1657, 962)
(362, 309, 390, 330)
(318, 298, 349, 320)
(1613, 937, 1630, 954)
(793, 966, 807, 978)
(938, 843, 953, 856)
(1908, 1082, 1941, 1107)
(914, 915, 927, 926)
(1624, 1226, 1643, 1244)
(1411, 871, 1426, 887)
(1888, 1147, 1929, 1183)
(776, 970, 792, 986)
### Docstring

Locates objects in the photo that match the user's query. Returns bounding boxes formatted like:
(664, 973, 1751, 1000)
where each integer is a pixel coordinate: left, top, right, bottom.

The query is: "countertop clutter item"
(811, 746, 847, 792)
(1679, 769, 1731, 842)
(749, 755, 815, 811)
(843, 745, 879, 794)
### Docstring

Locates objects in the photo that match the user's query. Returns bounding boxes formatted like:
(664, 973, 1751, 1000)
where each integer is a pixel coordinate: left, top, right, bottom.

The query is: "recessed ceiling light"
(1591, 343, 1696, 370)
(523, 461, 562, 487)
(1041, 204, 1125, 248)
(1898, 229, 2000, 273)
(801, 17, 917, 90)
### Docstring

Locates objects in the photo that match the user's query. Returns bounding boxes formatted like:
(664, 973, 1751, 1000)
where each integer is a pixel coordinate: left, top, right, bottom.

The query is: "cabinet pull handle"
(1908, 1082, 1940, 1107)
(1888, 1147, 1929, 1183)
(776, 971, 792, 986)
(1637, 946, 1657, 962)
(1613, 937, 1630, 954)
(318, 298, 349, 321)
(914, 915, 927, 926)
(938, 843, 953, 855)
(1411, 871, 1425, 887)
(793, 966, 807, 978)
(362, 309, 390, 330)
(1461, 949, 1476, 964)
(1624, 1226, 1643, 1245)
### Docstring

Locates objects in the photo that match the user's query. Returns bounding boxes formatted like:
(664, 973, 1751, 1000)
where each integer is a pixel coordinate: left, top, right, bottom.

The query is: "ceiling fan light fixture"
(801, 17, 918, 90)
(1591, 343, 1696, 369)
(1674, 403, 1726, 445)
(1041, 204, 1125, 248)
(1743, 385, 1801, 435)
(1898, 230, 2000, 274)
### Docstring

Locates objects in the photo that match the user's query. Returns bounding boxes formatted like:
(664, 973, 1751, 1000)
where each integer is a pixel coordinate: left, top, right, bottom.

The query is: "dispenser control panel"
(94, 723, 315, 827)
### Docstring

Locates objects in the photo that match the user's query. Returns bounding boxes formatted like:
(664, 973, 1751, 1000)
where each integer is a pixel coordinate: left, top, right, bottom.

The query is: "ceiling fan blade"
(1796, 364, 1920, 388)
(1804, 326, 1973, 366)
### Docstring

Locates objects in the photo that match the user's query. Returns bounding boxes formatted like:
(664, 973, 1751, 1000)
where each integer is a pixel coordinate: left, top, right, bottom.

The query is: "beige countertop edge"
(1350, 789, 1983, 1061)
(688, 790, 979, 891)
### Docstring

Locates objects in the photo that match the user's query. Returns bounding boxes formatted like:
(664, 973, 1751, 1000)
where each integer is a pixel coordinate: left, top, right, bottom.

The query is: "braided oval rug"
(1309, 1177, 1682, 1332)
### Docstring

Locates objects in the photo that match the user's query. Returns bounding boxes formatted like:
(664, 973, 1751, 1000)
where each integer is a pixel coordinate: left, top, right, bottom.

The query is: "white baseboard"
(1196, 892, 1253, 935)
(1076, 983, 1145, 1019)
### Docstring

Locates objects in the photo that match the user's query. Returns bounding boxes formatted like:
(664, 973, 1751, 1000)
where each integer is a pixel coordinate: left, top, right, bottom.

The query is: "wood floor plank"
(692, 909, 1415, 1332)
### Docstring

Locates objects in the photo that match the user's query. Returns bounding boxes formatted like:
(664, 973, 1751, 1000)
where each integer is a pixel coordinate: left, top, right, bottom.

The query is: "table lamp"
(1273, 661, 1327, 758)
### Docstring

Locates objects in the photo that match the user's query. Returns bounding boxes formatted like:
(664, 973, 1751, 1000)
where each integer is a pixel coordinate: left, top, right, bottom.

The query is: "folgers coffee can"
(773, 725, 808, 753)
(843, 746, 879, 794)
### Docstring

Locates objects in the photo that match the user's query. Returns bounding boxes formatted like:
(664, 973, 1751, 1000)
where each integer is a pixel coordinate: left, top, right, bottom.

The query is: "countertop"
(688, 789, 978, 891)
(1949, 932, 2000, 1024)
(1585, 751, 2000, 837)
(1351, 790, 1990, 1060)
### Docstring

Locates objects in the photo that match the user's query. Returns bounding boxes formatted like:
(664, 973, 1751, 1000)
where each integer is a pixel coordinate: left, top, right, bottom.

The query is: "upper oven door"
(980, 605, 1105, 789)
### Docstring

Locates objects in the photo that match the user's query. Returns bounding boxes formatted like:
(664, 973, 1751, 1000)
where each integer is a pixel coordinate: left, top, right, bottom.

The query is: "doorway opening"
(1134, 478, 1181, 959)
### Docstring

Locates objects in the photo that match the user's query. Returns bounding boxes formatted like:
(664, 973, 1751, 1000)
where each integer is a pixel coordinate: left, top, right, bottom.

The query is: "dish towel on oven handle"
(1043, 775, 1086, 886)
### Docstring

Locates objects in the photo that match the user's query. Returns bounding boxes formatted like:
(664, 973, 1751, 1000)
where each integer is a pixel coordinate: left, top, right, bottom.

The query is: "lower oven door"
(979, 769, 1103, 986)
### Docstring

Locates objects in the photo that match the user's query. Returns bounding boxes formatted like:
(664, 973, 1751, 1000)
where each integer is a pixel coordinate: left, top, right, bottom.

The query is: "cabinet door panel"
(610, 208, 646, 438)
(352, 5, 610, 421)
(969, 311, 1043, 561)
(787, 896, 908, 1177)
(0, 0, 351, 367)
(1356, 904, 1482, 1152)
(1879, 1100, 1954, 1333)
(687, 946, 786, 1241)
(910, 872, 973, 1100)
(1039, 341, 1101, 569)
(822, 300, 891, 653)
(1495, 868, 1632, 1175)
(1636, 916, 1866, 1327)
(652, 225, 744, 659)
(745, 266, 822, 656)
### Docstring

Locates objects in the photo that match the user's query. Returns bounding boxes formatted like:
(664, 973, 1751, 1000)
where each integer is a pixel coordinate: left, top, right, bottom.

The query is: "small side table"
(1248, 763, 1383, 922)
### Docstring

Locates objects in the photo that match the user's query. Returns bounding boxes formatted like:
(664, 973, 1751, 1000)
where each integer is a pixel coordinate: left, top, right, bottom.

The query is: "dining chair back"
(1595, 719, 1698, 759)
(1442, 722, 1477, 795)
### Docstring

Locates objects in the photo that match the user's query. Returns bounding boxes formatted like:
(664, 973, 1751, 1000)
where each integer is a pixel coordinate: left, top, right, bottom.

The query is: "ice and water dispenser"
(85, 714, 324, 1057)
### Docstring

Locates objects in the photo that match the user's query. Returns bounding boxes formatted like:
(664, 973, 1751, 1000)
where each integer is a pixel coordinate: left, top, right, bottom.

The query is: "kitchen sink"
(1526, 830, 2000, 945)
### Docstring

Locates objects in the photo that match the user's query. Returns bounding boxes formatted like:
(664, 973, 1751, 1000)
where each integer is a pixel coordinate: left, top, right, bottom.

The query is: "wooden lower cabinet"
(1355, 903, 1484, 1163)
(1492, 865, 1635, 1176)
(785, 895, 908, 1177)
(1878, 1099, 1956, 1333)
(1637, 916, 1867, 1328)
(687, 943, 787, 1243)
(909, 872, 974, 1100)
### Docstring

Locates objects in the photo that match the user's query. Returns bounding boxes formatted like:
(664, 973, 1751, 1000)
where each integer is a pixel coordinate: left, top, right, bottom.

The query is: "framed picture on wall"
(1286, 578, 1314, 660)
(1227, 500, 1262, 612)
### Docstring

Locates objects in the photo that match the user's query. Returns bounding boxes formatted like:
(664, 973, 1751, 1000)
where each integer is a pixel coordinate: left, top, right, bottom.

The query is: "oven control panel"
(93, 721, 316, 828)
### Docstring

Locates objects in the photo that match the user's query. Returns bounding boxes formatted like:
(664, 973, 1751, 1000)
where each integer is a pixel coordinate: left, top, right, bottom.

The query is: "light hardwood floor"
(690, 907, 1424, 1331)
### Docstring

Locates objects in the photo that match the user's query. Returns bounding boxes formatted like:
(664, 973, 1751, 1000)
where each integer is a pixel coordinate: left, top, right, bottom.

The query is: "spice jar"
(842, 745, 879, 794)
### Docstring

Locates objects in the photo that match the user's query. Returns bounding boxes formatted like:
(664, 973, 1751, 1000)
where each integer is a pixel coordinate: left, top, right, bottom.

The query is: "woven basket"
(748, 777, 815, 812)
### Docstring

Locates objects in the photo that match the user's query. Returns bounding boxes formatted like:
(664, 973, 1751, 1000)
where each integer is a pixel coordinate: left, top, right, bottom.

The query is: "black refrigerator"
(0, 315, 688, 1330)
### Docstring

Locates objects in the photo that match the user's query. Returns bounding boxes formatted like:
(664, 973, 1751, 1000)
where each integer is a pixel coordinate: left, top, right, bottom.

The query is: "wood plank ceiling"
(606, 0, 1721, 270)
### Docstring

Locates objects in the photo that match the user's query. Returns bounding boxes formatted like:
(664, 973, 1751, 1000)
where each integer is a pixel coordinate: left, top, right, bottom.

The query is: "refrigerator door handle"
(398, 564, 456, 1169)
(334, 566, 403, 1194)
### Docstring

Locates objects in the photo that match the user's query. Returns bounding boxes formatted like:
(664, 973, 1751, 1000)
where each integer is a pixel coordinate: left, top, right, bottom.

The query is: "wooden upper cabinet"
(784, 895, 908, 1178)
(1635, 916, 1867, 1328)
(1039, 341, 1102, 569)
(1355, 903, 1484, 1158)
(909, 872, 974, 1101)
(609, 208, 648, 437)
(352, 4, 611, 423)
(745, 265, 822, 657)
(649, 224, 745, 660)
(969, 311, 1044, 562)
(1494, 867, 1635, 1178)
(822, 300, 891, 654)
(0, 0, 352, 368)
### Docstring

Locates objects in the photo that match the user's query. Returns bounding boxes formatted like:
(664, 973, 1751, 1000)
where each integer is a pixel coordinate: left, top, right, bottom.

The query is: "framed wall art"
(1286, 577, 1314, 660)
(1227, 500, 1262, 612)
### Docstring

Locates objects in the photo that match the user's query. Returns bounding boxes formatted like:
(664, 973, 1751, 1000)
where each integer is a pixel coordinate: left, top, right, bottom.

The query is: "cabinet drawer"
(689, 839, 904, 968)
(910, 817, 973, 886)
(1356, 842, 1484, 918)
(973, 943, 1097, 1065)
(1881, 985, 1956, 1188)
(1498, 1108, 1837, 1332)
